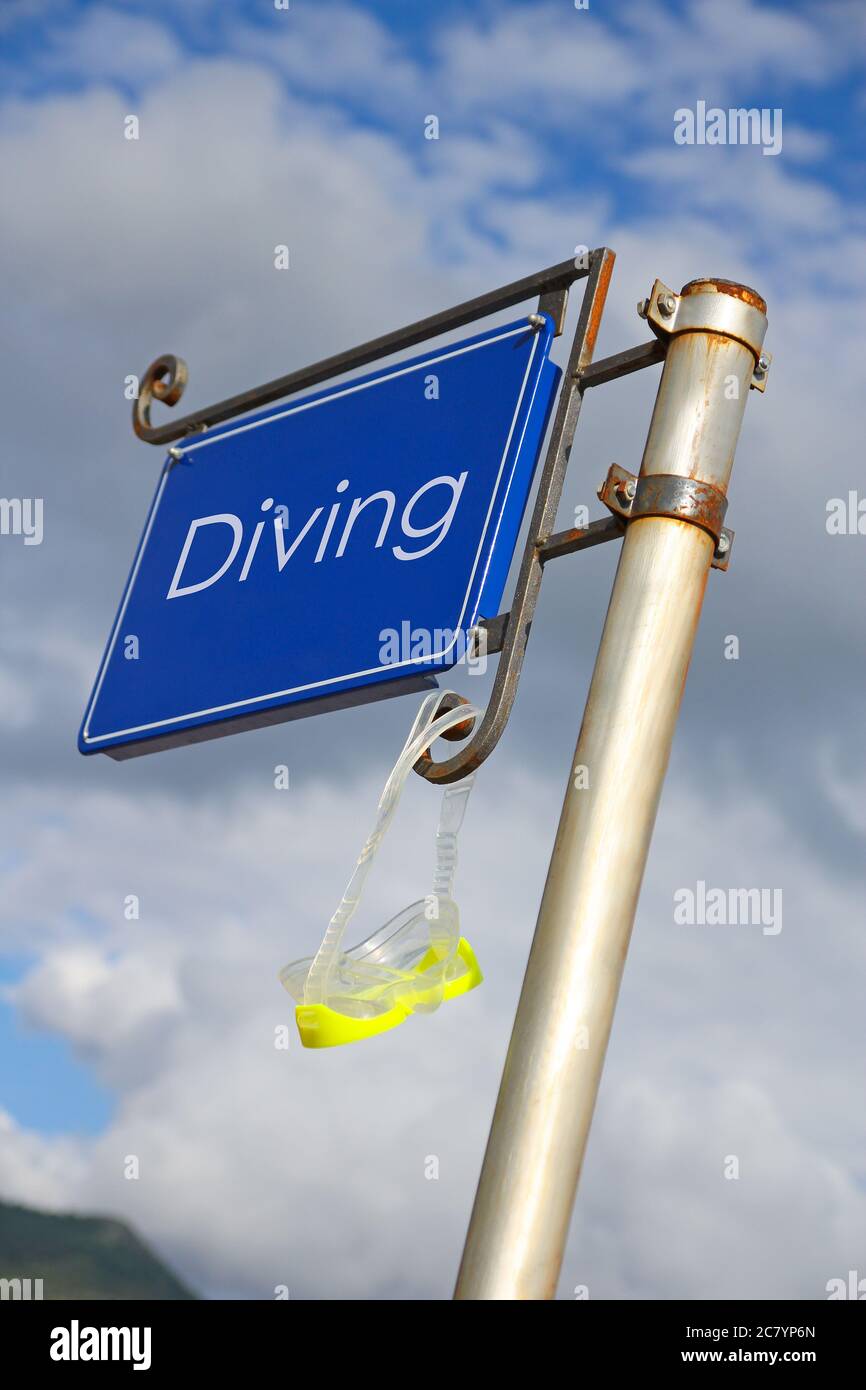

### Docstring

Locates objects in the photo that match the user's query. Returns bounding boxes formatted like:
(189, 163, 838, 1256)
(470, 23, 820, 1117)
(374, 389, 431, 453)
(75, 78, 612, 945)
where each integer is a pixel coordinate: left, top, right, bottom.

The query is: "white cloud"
(619, 142, 845, 236)
(0, 0, 863, 1304)
(0, 760, 863, 1298)
(0, 0, 56, 37)
(782, 123, 834, 163)
(230, 2, 422, 113)
(817, 747, 866, 839)
(625, 0, 843, 87)
(0, 667, 36, 730)
(436, 5, 642, 116)
(27, 5, 182, 87)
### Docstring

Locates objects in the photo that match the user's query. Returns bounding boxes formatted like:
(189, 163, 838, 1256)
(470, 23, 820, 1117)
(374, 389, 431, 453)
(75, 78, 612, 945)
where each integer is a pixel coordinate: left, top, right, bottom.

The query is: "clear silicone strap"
(432, 780, 473, 900)
(304, 691, 482, 1006)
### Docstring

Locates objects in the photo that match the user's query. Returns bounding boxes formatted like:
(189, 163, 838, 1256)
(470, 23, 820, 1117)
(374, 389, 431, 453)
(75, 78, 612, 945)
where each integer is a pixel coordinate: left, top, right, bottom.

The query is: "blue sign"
(79, 315, 560, 758)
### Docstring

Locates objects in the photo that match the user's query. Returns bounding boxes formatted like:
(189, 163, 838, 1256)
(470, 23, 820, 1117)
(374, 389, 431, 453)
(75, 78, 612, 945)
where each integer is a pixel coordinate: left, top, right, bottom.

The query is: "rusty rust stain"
(581, 251, 615, 365)
(680, 278, 766, 314)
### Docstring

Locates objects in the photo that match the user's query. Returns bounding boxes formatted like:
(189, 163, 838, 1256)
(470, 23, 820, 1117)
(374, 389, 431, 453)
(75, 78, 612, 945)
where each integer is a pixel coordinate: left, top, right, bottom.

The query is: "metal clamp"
(638, 277, 768, 363)
(598, 463, 734, 570)
(750, 349, 772, 393)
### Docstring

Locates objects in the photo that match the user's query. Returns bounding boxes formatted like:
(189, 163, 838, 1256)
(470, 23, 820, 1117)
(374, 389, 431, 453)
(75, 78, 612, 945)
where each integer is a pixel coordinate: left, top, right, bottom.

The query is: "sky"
(0, 0, 864, 1300)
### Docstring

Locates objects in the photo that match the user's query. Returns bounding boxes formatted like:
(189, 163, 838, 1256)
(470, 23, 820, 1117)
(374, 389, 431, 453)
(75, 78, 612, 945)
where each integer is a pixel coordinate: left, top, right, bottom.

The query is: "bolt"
(168, 446, 183, 460)
(636, 298, 649, 320)
(657, 291, 676, 318)
(716, 532, 730, 555)
(527, 313, 545, 328)
(756, 354, 770, 374)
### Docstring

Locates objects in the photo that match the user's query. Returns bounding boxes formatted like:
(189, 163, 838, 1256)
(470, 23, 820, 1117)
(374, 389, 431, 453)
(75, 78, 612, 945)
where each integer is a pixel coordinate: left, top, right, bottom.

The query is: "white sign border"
(82, 321, 549, 747)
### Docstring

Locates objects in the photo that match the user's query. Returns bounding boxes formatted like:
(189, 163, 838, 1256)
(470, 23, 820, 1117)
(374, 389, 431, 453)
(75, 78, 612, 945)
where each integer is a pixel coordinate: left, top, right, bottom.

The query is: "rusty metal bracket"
(414, 247, 621, 783)
(639, 277, 768, 362)
(598, 463, 734, 571)
(414, 270, 767, 778)
(750, 348, 772, 392)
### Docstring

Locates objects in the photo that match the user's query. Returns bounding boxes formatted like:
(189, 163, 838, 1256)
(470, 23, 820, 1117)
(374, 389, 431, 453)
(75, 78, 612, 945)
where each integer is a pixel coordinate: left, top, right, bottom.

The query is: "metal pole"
(454, 278, 768, 1300)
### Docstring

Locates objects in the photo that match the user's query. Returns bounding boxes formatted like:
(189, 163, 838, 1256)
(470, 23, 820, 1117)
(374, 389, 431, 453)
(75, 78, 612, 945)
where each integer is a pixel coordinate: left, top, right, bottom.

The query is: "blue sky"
(2, 1, 863, 177)
(0, 0, 864, 1299)
(1, 0, 862, 293)
(0, 990, 113, 1136)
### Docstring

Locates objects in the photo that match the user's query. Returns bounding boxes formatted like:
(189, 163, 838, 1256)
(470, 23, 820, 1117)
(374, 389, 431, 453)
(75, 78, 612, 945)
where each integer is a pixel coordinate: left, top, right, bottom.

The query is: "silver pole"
(455, 278, 769, 1300)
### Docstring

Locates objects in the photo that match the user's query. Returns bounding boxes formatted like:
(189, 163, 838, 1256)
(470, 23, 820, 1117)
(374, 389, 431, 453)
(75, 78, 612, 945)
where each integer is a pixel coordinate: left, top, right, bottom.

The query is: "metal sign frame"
(82, 314, 561, 758)
(118, 250, 770, 1302)
(131, 247, 670, 781)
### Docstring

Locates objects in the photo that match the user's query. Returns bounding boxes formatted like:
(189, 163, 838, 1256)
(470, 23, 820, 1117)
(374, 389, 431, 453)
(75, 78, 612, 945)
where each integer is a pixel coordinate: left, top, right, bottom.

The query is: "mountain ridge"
(0, 1197, 196, 1300)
